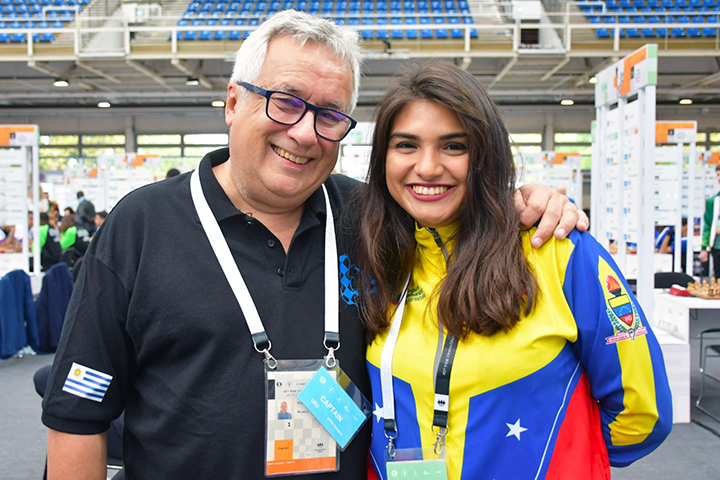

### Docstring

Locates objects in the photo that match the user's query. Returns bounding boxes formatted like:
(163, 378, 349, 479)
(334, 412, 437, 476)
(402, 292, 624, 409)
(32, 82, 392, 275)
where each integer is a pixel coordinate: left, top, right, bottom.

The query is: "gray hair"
(229, 10, 363, 112)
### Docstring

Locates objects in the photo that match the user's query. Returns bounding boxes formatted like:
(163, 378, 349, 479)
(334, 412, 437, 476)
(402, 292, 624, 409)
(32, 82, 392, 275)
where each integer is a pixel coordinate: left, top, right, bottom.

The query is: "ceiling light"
(588, 76, 598, 84)
(560, 99, 574, 106)
(679, 98, 693, 105)
(186, 77, 200, 86)
(53, 79, 69, 87)
(97, 101, 111, 108)
(211, 100, 225, 108)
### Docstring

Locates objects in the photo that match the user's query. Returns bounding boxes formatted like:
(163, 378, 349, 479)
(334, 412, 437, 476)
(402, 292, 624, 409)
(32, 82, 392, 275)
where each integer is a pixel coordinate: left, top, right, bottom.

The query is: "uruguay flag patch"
(62, 362, 113, 403)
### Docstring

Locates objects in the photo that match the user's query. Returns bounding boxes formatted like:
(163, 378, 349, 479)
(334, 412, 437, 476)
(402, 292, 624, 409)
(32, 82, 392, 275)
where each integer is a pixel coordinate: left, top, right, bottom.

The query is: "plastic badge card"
(386, 448, 448, 480)
(297, 366, 371, 451)
(387, 460, 448, 479)
(265, 360, 338, 476)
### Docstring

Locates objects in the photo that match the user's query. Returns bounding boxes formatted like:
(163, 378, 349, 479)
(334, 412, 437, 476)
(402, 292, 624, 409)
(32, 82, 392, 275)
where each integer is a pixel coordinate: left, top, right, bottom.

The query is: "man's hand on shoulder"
(515, 184, 588, 248)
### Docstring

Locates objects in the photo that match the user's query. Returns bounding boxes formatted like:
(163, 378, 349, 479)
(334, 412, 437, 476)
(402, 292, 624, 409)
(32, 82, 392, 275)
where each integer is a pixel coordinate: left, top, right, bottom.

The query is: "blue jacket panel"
(0, 269, 38, 359)
(35, 262, 74, 353)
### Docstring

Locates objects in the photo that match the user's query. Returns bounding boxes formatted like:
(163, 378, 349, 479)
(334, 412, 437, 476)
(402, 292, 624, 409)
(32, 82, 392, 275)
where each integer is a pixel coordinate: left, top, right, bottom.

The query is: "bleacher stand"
(175, 0, 477, 40)
(0, 0, 87, 43)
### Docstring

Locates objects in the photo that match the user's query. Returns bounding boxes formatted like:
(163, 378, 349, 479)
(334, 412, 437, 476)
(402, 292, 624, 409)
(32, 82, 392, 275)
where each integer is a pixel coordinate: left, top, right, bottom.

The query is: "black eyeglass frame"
(237, 81, 357, 142)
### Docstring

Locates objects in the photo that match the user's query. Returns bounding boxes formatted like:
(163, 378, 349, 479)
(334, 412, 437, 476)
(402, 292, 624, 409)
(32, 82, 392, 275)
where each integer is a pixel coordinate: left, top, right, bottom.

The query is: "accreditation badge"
(265, 359, 339, 476)
(386, 448, 448, 480)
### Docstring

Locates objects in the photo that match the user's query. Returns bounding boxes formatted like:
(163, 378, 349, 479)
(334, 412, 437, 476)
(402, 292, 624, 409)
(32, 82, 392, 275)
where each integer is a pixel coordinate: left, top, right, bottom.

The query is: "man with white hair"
(42, 11, 585, 479)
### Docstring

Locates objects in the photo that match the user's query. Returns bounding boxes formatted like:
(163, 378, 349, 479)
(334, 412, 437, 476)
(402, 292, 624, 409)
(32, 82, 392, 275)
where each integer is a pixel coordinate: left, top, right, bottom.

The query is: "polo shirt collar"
(198, 147, 326, 226)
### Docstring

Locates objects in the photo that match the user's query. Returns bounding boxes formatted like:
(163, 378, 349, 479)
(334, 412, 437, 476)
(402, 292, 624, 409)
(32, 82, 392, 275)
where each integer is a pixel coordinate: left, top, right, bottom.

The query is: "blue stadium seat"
(606, 0, 619, 7)
(433, 16, 448, 38)
(176, 18, 188, 39)
(619, 0, 632, 7)
(185, 19, 202, 39)
(460, 16, 476, 37)
(596, 27, 612, 37)
(405, 16, 418, 38)
(390, 16, 403, 38)
(228, 18, 243, 39)
(647, 0, 659, 6)
(641, 25, 656, 34)
(448, 15, 462, 37)
(375, 16, 388, 38)
(213, 18, 229, 39)
(633, 0, 644, 7)
(361, 16, 373, 38)
(676, 0, 687, 6)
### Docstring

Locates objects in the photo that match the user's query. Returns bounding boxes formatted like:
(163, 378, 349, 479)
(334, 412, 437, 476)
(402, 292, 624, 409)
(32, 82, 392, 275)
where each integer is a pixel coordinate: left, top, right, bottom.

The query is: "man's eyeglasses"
(238, 81, 357, 142)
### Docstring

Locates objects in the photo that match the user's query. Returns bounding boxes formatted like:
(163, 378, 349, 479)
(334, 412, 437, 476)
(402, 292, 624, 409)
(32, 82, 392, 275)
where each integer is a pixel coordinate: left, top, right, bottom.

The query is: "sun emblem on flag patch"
(603, 274, 647, 344)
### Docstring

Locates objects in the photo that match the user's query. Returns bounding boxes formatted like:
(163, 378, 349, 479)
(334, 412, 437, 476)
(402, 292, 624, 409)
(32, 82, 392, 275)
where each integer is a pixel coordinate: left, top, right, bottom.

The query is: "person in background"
(75, 191, 96, 235)
(48, 210, 60, 229)
(62, 207, 74, 220)
(44, 192, 59, 213)
(41, 11, 586, 480)
(59, 215, 90, 256)
(700, 163, 720, 279)
(0, 224, 20, 253)
(165, 167, 181, 178)
(357, 62, 672, 480)
(22, 211, 62, 271)
(659, 218, 688, 269)
(94, 211, 107, 230)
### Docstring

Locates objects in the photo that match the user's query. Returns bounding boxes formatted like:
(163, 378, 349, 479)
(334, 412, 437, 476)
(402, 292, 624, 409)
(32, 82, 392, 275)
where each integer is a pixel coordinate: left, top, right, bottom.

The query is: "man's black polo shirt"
(42, 148, 370, 479)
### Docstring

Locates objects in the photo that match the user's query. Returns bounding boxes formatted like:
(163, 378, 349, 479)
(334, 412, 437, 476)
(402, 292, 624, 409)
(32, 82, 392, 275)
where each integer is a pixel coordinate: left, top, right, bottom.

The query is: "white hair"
(229, 10, 363, 112)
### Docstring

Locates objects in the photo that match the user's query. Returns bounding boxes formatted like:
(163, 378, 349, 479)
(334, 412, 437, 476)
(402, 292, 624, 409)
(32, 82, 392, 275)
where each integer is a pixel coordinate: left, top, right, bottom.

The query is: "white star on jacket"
(373, 403, 390, 423)
(506, 418, 528, 440)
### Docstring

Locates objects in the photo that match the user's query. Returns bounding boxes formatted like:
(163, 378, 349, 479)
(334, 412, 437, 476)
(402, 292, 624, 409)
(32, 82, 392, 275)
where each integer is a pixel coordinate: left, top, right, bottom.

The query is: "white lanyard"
(380, 273, 457, 458)
(190, 167, 340, 368)
(379, 273, 411, 456)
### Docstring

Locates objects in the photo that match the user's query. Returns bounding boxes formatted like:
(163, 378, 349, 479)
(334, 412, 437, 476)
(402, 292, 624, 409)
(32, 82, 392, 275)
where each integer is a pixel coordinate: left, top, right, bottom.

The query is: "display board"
(516, 151, 584, 210)
(0, 125, 40, 276)
(654, 121, 697, 274)
(593, 44, 657, 318)
(62, 153, 161, 213)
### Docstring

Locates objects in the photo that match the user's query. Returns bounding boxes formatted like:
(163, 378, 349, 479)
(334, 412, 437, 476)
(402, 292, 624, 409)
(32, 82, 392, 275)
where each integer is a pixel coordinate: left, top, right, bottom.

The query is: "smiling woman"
(384, 99, 469, 229)
(357, 61, 673, 480)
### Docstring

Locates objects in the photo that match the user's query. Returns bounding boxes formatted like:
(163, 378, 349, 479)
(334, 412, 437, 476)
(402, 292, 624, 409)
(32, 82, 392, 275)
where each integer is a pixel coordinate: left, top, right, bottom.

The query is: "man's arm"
(47, 429, 107, 480)
(515, 184, 589, 248)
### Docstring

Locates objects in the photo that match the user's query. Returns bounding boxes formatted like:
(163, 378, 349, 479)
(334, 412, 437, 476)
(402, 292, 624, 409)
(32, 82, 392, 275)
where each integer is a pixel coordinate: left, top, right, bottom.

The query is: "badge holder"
(297, 360, 372, 452)
(265, 358, 342, 477)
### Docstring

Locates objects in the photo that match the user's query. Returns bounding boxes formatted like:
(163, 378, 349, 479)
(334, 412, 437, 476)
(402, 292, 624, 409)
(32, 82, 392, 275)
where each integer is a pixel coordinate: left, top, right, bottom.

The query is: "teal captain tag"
(387, 459, 448, 479)
(297, 367, 367, 450)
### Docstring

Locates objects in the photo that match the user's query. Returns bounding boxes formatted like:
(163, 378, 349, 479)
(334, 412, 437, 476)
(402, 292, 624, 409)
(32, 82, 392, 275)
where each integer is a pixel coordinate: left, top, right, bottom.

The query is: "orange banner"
(553, 152, 580, 165)
(620, 47, 647, 97)
(0, 125, 37, 146)
(655, 122, 696, 143)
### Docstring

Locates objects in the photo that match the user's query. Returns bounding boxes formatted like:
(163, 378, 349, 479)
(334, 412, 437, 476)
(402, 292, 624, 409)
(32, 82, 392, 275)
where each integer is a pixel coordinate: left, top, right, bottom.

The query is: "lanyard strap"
(190, 167, 339, 367)
(379, 273, 458, 457)
(433, 333, 458, 437)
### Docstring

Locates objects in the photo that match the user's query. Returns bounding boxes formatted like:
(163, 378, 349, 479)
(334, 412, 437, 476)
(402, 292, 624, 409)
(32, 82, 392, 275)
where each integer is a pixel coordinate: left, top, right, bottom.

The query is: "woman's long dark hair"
(357, 61, 539, 342)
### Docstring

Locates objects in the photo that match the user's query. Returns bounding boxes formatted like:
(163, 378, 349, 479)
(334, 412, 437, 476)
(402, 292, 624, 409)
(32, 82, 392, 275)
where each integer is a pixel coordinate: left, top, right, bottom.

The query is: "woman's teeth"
(412, 185, 449, 196)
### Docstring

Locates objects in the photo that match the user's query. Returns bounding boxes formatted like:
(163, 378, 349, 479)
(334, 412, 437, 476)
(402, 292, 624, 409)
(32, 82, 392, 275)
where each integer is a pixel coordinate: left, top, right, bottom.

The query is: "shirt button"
(277, 267, 285, 276)
(246, 220, 254, 226)
(267, 239, 276, 248)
